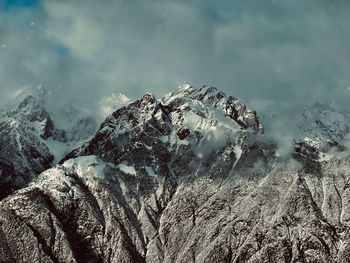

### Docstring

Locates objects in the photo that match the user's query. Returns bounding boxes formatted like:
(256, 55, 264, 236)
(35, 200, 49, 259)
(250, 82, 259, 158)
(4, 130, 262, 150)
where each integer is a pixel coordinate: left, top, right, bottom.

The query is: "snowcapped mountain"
(291, 102, 350, 172)
(1, 84, 350, 262)
(297, 102, 350, 149)
(0, 88, 98, 199)
(64, 83, 270, 177)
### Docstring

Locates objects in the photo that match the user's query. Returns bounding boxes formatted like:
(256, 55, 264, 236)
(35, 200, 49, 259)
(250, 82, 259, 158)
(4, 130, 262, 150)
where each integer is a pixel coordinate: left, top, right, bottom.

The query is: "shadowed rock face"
(0, 85, 350, 262)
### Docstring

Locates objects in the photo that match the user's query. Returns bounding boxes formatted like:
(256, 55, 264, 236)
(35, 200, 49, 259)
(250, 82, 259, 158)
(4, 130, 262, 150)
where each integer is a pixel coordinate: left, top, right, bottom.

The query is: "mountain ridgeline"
(0, 84, 350, 262)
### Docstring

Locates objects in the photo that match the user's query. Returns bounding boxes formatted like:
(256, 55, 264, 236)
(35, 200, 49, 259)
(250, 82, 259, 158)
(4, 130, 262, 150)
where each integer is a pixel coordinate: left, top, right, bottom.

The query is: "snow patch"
(233, 144, 243, 168)
(144, 166, 157, 177)
(45, 139, 69, 164)
(62, 156, 106, 178)
(117, 162, 137, 175)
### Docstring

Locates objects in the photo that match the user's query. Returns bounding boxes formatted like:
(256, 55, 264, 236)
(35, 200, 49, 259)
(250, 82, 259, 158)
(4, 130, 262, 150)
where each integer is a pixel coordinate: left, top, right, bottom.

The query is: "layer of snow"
(144, 166, 157, 177)
(45, 138, 88, 164)
(162, 82, 194, 105)
(117, 162, 137, 175)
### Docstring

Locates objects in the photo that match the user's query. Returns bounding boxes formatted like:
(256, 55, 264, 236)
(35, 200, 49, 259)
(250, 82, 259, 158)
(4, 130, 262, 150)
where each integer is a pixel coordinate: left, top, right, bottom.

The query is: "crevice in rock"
(332, 175, 343, 223)
(25, 223, 60, 263)
(0, 227, 15, 263)
(112, 215, 146, 262)
(106, 172, 148, 252)
(38, 190, 104, 263)
(191, 206, 196, 226)
(66, 173, 106, 234)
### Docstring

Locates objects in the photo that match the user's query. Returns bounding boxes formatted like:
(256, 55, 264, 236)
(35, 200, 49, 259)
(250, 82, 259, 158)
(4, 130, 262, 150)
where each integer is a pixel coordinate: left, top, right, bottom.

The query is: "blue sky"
(1, 0, 38, 9)
(0, 0, 350, 117)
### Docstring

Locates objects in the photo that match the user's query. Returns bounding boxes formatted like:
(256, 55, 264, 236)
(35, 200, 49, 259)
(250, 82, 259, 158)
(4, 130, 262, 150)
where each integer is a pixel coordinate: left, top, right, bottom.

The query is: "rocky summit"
(1, 84, 350, 262)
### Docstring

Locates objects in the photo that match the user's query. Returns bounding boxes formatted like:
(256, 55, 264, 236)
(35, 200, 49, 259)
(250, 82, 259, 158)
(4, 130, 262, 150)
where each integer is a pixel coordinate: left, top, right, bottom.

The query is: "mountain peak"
(98, 93, 131, 118)
(140, 92, 157, 107)
(65, 84, 269, 178)
(0, 88, 98, 199)
(163, 84, 263, 133)
(178, 82, 194, 92)
(14, 95, 49, 122)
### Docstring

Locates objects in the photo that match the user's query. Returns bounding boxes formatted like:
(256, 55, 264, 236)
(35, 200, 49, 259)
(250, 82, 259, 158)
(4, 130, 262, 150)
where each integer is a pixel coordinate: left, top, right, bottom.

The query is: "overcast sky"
(1, 0, 350, 117)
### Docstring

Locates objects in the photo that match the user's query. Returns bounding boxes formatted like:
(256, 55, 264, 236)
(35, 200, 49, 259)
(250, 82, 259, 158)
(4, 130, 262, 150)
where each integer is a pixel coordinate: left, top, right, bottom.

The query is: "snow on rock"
(65, 83, 271, 184)
(144, 166, 157, 177)
(2, 84, 350, 262)
(99, 93, 131, 118)
(116, 162, 137, 175)
(162, 84, 263, 132)
(2, 132, 350, 262)
(62, 155, 106, 178)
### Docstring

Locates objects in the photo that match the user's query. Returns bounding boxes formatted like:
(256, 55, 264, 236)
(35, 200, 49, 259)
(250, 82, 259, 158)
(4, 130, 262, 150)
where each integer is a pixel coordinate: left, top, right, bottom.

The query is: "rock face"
(0, 94, 98, 200)
(0, 84, 350, 262)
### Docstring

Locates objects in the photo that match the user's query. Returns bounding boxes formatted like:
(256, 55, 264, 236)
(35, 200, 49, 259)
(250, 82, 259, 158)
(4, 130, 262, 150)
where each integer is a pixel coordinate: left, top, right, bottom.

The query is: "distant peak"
(112, 93, 130, 102)
(178, 82, 193, 92)
(36, 85, 51, 96)
(11, 94, 51, 124)
(161, 84, 262, 132)
(18, 94, 42, 108)
(98, 92, 131, 118)
(199, 85, 218, 93)
(140, 93, 157, 107)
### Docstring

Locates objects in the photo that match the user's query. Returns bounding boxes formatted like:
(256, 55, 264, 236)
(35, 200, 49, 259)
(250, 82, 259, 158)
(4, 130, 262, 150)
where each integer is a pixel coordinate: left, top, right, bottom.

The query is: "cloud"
(0, 0, 350, 132)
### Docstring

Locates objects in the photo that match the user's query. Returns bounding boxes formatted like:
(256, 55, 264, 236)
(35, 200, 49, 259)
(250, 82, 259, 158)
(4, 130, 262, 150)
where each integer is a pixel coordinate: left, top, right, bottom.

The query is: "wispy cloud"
(0, 0, 349, 125)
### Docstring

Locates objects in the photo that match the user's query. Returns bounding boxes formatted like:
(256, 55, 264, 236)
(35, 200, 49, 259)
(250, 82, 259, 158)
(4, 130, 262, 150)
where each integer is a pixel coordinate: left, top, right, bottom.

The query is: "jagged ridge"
(0, 84, 350, 262)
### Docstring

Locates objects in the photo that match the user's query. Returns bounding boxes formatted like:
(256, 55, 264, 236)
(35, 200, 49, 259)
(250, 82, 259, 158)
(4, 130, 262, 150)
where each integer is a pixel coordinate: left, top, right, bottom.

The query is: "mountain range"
(0, 84, 350, 262)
